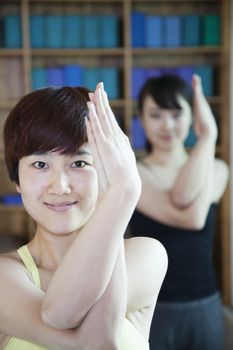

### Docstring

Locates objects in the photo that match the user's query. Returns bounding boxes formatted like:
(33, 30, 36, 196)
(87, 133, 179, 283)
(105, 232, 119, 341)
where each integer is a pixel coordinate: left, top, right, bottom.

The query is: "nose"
(47, 171, 72, 195)
(161, 114, 175, 130)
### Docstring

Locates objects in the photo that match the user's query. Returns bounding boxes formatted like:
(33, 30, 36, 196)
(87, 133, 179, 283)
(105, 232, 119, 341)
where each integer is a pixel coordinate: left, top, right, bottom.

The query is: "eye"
(149, 113, 161, 119)
(173, 110, 183, 119)
(32, 161, 48, 169)
(71, 160, 88, 168)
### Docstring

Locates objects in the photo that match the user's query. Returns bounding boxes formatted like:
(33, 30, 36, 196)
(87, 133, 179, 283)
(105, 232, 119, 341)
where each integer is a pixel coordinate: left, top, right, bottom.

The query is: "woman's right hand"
(86, 82, 141, 200)
(192, 74, 218, 142)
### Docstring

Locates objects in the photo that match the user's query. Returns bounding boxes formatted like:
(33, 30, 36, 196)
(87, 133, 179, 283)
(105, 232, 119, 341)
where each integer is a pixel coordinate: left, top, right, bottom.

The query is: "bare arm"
(0, 244, 126, 350)
(41, 84, 141, 329)
(171, 75, 217, 208)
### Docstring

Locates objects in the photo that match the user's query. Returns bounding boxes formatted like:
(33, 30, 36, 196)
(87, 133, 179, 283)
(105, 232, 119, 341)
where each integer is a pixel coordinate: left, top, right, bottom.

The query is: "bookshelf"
(0, 0, 231, 303)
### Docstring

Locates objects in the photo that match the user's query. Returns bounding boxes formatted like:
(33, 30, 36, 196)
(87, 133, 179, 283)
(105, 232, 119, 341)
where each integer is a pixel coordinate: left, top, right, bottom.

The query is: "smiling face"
(16, 144, 98, 236)
(141, 95, 192, 151)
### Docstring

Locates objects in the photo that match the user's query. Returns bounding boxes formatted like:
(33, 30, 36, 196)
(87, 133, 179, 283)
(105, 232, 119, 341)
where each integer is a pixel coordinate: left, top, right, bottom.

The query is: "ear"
(16, 184, 21, 193)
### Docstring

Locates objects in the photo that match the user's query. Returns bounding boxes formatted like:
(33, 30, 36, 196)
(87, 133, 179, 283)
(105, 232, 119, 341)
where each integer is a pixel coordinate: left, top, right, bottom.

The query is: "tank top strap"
(17, 245, 41, 289)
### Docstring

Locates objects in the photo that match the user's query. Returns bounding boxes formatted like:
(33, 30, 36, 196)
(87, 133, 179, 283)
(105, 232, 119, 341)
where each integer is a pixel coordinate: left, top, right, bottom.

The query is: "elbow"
(171, 191, 191, 209)
(41, 304, 67, 330)
(41, 302, 82, 330)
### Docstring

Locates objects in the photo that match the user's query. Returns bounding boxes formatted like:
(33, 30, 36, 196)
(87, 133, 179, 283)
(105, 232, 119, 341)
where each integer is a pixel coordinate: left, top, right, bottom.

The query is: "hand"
(192, 74, 218, 142)
(86, 82, 141, 200)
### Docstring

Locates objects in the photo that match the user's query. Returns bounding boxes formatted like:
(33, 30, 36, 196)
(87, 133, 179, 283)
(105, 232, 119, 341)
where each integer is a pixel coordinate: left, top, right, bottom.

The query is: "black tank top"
(129, 204, 218, 302)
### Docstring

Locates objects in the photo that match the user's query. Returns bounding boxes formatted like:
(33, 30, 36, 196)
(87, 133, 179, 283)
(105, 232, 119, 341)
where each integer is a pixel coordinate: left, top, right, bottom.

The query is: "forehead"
(143, 94, 191, 112)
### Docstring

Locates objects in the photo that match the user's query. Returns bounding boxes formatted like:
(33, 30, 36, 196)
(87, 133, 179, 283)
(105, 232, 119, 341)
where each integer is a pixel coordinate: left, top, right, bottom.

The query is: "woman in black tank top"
(128, 74, 229, 350)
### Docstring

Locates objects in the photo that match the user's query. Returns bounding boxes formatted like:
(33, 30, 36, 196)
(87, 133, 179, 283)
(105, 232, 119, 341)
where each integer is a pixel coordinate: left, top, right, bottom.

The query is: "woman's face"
(16, 143, 98, 236)
(141, 95, 192, 151)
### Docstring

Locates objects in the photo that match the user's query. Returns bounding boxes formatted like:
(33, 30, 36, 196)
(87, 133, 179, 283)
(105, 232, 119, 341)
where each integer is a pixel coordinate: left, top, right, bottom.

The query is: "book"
(99, 15, 119, 48)
(132, 67, 147, 99)
(131, 116, 146, 150)
(63, 65, 84, 86)
(131, 11, 145, 48)
(194, 65, 214, 96)
(63, 15, 83, 48)
(184, 126, 197, 147)
(202, 15, 221, 46)
(176, 66, 194, 85)
(83, 15, 100, 48)
(84, 68, 100, 91)
(164, 15, 182, 48)
(45, 15, 63, 48)
(46, 67, 64, 86)
(100, 67, 119, 100)
(3, 15, 22, 48)
(182, 15, 201, 47)
(145, 16, 163, 48)
(31, 67, 47, 90)
(30, 15, 46, 48)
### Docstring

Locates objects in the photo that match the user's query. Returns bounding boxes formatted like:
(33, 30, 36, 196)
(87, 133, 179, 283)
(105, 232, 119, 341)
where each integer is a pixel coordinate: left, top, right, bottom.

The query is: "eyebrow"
(32, 150, 92, 156)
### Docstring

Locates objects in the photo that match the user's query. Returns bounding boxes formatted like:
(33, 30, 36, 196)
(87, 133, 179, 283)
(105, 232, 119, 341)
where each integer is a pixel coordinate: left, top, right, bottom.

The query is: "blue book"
(46, 67, 64, 86)
(100, 68, 119, 100)
(182, 15, 201, 47)
(131, 11, 145, 48)
(1, 194, 23, 206)
(185, 126, 197, 147)
(63, 65, 84, 86)
(176, 66, 194, 85)
(132, 67, 147, 99)
(194, 65, 214, 96)
(164, 15, 182, 47)
(84, 68, 100, 91)
(31, 67, 47, 90)
(131, 116, 146, 150)
(99, 15, 119, 48)
(45, 15, 63, 48)
(145, 16, 163, 48)
(63, 15, 83, 48)
(146, 68, 163, 79)
(83, 16, 100, 48)
(30, 15, 46, 48)
(161, 67, 179, 76)
(3, 15, 22, 48)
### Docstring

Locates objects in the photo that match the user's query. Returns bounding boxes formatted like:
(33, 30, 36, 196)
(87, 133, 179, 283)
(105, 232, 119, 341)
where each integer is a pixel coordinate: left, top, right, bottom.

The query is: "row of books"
(131, 116, 197, 150)
(131, 12, 221, 48)
(32, 65, 120, 100)
(1, 13, 220, 49)
(0, 14, 120, 49)
(132, 65, 215, 99)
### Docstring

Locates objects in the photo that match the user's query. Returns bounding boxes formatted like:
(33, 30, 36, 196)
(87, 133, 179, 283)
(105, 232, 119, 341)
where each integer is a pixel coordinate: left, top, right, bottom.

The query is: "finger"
(85, 117, 108, 196)
(101, 85, 122, 134)
(87, 101, 106, 142)
(192, 74, 204, 97)
(94, 83, 113, 136)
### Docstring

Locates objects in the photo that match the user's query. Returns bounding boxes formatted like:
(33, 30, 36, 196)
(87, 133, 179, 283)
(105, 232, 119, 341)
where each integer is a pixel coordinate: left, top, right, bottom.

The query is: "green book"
(202, 15, 221, 46)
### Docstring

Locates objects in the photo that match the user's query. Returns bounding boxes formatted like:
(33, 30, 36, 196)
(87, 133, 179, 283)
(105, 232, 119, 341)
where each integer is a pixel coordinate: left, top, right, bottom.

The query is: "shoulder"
(214, 158, 229, 177)
(124, 237, 168, 310)
(212, 158, 229, 202)
(0, 251, 31, 282)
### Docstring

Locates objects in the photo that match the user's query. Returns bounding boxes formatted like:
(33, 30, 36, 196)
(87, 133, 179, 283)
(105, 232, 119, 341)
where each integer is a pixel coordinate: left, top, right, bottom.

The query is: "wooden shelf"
(132, 46, 222, 56)
(0, 205, 25, 213)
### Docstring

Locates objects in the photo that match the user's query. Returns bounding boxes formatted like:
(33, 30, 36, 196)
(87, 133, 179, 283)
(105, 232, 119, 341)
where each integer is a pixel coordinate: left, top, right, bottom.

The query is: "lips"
(44, 201, 78, 212)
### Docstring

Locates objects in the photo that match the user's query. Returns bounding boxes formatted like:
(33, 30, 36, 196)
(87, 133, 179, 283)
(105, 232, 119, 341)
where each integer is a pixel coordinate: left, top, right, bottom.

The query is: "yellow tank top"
(3, 245, 149, 350)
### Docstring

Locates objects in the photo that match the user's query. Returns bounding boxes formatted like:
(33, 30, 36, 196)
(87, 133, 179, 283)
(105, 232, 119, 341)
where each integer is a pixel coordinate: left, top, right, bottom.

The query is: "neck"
(146, 145, 188, 169)
(28, 228, 77, 270)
